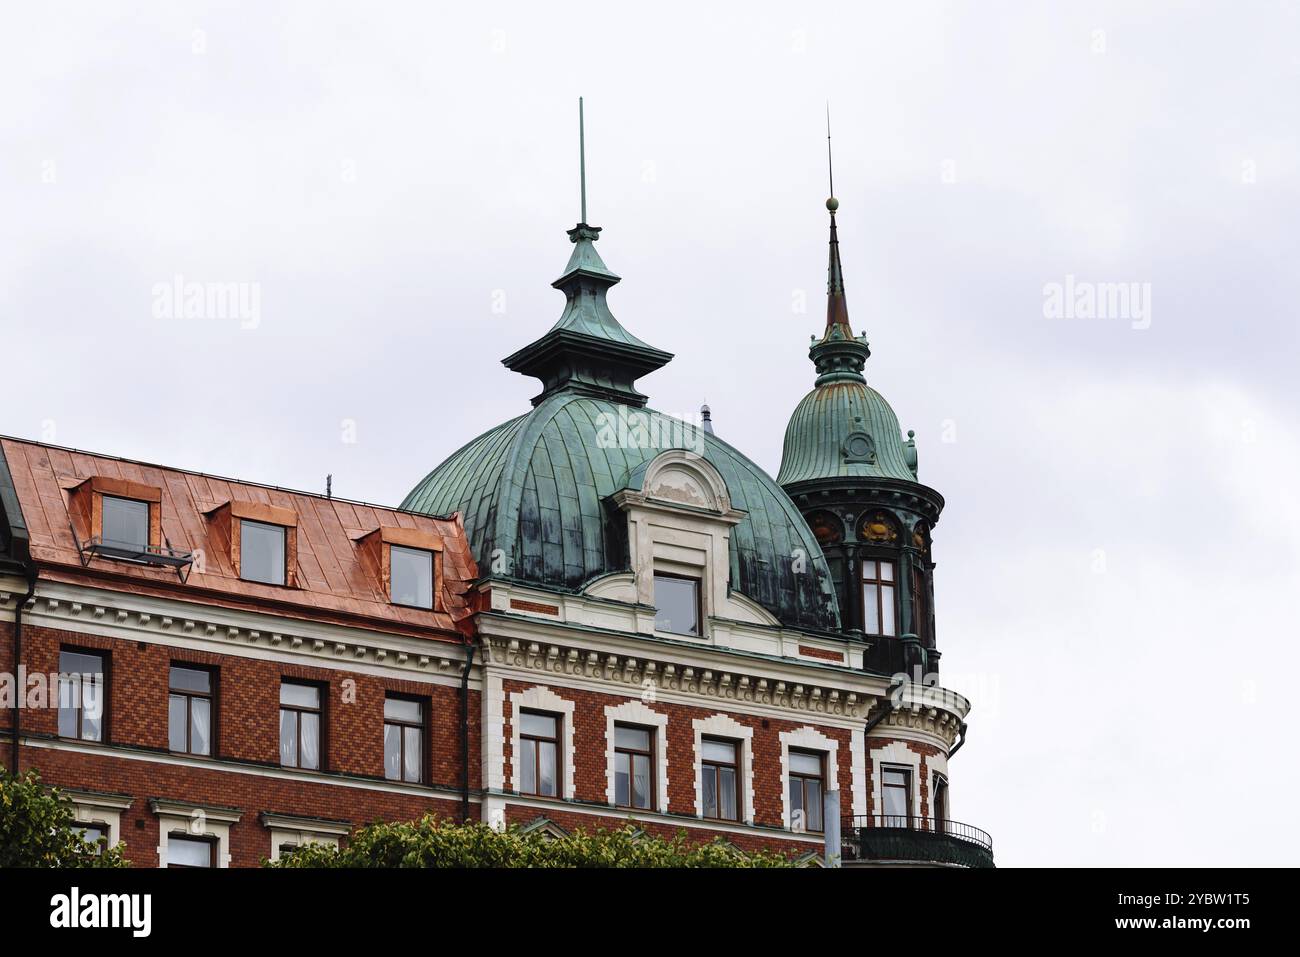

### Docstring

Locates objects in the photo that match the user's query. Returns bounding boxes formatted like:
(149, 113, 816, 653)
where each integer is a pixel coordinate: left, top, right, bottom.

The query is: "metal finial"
(826, 103, 836, 208)
(579, 97, 587, 224)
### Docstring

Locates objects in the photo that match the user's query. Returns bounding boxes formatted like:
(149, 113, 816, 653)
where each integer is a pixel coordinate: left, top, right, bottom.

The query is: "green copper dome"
(403, 217, 840, 633)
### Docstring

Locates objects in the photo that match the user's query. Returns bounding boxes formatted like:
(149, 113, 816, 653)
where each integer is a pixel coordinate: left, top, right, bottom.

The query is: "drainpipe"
(459, 639, 476, 824)
(948, 721, 968, 759)
(10, 562, 37, 777)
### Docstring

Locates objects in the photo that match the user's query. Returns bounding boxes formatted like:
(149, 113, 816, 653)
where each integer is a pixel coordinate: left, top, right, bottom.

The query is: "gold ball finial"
(826, 196, 839, 212)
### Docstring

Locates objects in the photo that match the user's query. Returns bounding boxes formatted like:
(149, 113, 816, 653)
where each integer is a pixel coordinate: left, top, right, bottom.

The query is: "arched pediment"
(640, 450, 732, 513)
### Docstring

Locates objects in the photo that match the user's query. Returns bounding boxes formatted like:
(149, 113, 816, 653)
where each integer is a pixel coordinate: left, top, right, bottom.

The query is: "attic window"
(102, 496, 148, 549)
(70, 476, 192, 574)
(390, 545, 434, 609)
(654, 573, 700, 636)
(240, 519, 286, 586)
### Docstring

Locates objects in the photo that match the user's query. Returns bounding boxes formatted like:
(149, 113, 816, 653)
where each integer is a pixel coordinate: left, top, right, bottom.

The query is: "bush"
(0, 767, 129, 867)
(267, 816, 797, 868)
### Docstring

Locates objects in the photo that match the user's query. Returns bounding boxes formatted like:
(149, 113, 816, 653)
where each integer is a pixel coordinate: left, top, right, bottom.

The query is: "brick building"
(0, 157, 991, 868)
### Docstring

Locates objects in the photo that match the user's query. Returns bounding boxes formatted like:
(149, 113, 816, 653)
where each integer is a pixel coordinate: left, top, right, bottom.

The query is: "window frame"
(700, 736, 742, 822)
(613, 723, 656, 811)
(57, 647, 108, 743)
(881, 765, 913, 827)
(165, 832, 216, 869)
(239, 518, 288, 586)
(279, 680, 325, 771)
(168, 663, 216, 756)
(788, 748, 827, 833)
(653, 571, 702, 637)
(518, 709, 561, 798)
(383, 694, 426, 784)
(861, 556, 898, 637)
(388, 543, 435, 610)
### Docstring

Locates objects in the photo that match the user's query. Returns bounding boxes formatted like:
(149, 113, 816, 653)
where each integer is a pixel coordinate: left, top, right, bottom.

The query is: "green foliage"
(0, 767, 129, 868)
(267, 815, 798, 868)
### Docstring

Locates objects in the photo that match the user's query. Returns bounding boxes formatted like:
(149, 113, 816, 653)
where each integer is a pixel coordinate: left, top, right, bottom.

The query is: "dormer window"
(862, 558, 897, 637)
(390, 545, 434, 609)
(101, 495, 149, 550)
(240, 519, 286, 585)
(654, 572, 700, 636)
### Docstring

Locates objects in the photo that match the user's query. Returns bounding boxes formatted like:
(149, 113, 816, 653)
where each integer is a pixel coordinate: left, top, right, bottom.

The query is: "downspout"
(948, 721, 968, 759)
(10, 561, 37, 776)
(459, 639, 476, 824)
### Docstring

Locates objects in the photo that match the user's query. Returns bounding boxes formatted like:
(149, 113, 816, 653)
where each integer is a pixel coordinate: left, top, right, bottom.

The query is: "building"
(0, 149, 991, 868)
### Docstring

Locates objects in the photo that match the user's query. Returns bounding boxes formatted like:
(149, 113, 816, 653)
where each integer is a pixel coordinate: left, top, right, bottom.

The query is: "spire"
(807, 110, 870, 386)
(502, 98, 672, 407)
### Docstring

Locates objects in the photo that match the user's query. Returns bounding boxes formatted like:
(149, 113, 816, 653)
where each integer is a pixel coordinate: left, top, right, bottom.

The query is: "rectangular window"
(384, 696, 424, 783)
(862, 558, 897, 637)
(280, 682, 322, 770)
(788, 749, 826, 833)
(78, 823, 108, 855)
(390, 545, 434, 609)
(57, 649, 106, 742)
(910, 564, 929, 642)
(240, 519, 286, 585)
(168, 665, 214, 756)
(701, 737, 740, 821)
(166, 835, 214, 868)
(101, 495, 149, 549)
(881, 767, 912, 827)
(934, 777, 949, 832)
(518, 711, 560, 797)
(654, 573, 700, 636)
(614, 724, 654, 810)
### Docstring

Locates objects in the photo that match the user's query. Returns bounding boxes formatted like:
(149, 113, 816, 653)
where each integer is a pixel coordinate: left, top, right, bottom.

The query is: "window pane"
(299, 712, 320, 770)
(102, 496, 148, 549)
(279, 709, 297, 766)
(883, 769, 908, 787)
(80, 673, 103, 742)
(58, 676, 77, 737)
(538, 741, 557, 796)
(166, 836, 210, 868)
(702, 738, 736, 763)
(390, 545, 433, 608)
(632, 753, 651, 809)
(881, 583, 896, 636)
(520, 742, 537, 794)
(615, 725, 650, 751)
(240, 520, 286, 585)
(718, 767, 738, 820)
(790, 751, 822, 776)
(384, 723, 401, 780)
(702, 768, 717, 818)
(403, 727, 421, 783)
(521, 711, 557, 738)
(80, 825, 106, 853)
(190, 697, 211, 756)
(879, 561, 894, 582)
(280, 683, 319, 709)
(169, 666, 210, 694)
(654, 575, 700, 635)
(614, 753, 630, 806)
(807, 780, 824, 831)
(168, 694, 188, 751)
(864, 583, 880, 633)
(384, 697, 422, 723)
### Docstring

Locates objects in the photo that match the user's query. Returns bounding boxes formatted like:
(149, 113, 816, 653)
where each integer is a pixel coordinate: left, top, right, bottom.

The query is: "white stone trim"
(779, 725, 839, 832)
(850, 729, 868, 817)
(870, 741, 922, 819)
(63, 789, 133, 851)
(509, 685, 576, 799)
(262, 813, 351, 862)
(692, 713, 754, 824)
(150, 798, 240, 868)
(483, 672, 506, 792)
(603, 699, 669, 811)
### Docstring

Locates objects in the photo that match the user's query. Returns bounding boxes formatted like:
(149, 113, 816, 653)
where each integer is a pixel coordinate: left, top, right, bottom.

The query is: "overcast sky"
(3, 1, 1297, 866)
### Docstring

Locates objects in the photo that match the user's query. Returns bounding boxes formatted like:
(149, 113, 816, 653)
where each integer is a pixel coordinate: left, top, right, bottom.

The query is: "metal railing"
(861, 637, 940, 679)
(841, 814, 994, 867)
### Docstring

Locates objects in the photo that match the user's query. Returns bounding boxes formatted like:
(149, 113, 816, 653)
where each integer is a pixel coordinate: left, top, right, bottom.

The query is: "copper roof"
(0, 437, 477, 642)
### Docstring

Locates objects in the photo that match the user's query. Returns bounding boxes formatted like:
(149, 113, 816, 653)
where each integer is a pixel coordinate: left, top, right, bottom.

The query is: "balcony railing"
(841, 814, 994, 868)
(862, 636, 940, 680)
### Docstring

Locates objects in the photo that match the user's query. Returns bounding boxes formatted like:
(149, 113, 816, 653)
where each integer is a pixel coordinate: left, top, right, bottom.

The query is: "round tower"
(777, 196, 945, 678)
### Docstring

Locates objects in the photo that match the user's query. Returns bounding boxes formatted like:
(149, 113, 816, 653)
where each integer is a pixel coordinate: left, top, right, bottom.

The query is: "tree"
(0, 767, 129, 867)
(267, 815, 797, 868)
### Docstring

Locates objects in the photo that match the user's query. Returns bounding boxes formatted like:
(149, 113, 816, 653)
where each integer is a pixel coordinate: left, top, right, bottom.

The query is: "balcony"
(861, 635, 940, 679)
(841, 814, 994, 869)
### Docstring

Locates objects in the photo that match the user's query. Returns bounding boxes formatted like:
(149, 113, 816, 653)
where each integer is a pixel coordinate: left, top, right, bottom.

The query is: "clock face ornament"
(842, 430, 876, 464)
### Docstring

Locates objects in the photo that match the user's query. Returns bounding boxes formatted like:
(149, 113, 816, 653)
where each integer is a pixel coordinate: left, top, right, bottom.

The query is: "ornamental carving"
(807, 510, 843, 546)
(860, 511, 899, 544)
